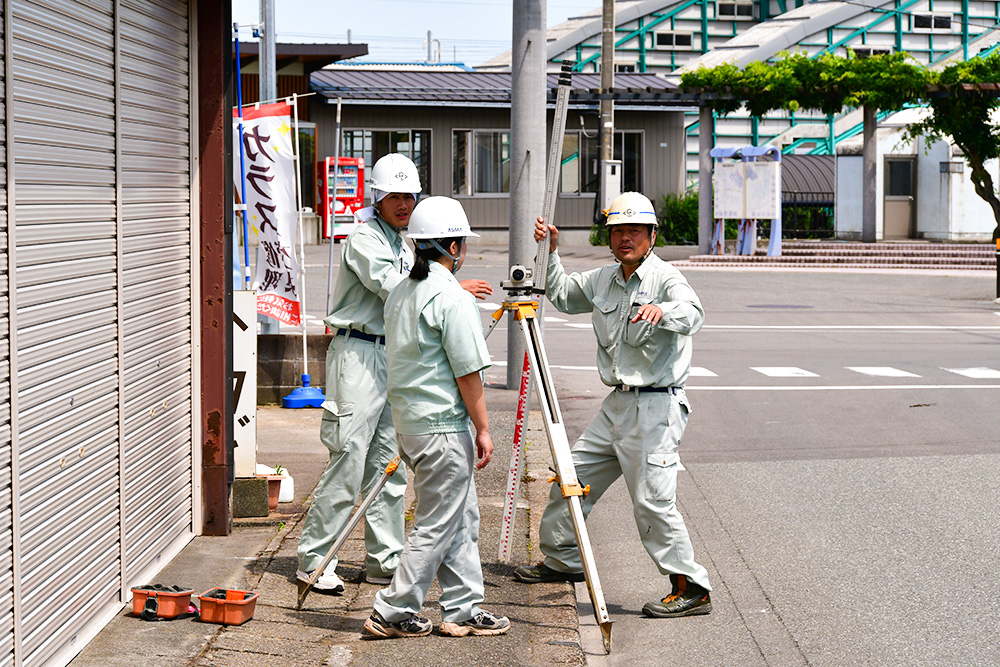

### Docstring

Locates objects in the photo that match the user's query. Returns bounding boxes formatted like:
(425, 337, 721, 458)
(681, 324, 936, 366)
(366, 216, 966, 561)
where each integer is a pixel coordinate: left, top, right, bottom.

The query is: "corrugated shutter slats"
(119, 0, 192, 602)
(6, 1, 194, 664)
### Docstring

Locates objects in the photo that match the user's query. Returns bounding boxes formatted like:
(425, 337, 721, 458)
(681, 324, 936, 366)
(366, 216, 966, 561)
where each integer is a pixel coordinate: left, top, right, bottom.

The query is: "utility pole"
(599, 0, 620, 213)
(259, 0, 276, 102)
(259, 0, 279, 333)
(508, 0, 546, 388)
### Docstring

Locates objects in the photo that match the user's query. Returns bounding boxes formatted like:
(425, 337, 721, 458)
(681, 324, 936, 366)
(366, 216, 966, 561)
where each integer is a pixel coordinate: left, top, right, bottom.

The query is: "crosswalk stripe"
(846, 367, 921, 378)
(942, 367, 1000, 379)
(751, 367, 819, 378)
(690, 367, 718, 377)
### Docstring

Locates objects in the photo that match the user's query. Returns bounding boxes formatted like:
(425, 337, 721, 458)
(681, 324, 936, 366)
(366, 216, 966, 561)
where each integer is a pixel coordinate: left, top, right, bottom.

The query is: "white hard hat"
(605, 191, 657, 227)
(407, 197, 480, 240)
(369, 153, 421, 194)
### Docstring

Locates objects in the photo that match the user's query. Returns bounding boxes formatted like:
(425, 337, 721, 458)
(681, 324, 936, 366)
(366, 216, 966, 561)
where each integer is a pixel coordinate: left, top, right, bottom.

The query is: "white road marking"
(942, 367, 1000, 379)
(489, 360, 597, 371)
(846, 367, 921, 378)
(565, 323, 594, 329)
(703, 325, 1000, 331)
(478, 302, 502, 310)
(689, 367, 718, 377)
(687, 384, 1000, 391)
(544, 316, 567, 323)
(751, 367, 819, 378)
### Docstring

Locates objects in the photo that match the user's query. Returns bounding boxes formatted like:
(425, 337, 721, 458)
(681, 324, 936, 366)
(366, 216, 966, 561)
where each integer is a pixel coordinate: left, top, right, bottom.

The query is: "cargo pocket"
(320, 402, 354, 455)
(645, 451, 679, 503)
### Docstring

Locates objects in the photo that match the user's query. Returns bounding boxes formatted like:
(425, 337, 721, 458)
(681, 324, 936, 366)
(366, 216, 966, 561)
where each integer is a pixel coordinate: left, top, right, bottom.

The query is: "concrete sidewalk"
(72, 388, 582, 667)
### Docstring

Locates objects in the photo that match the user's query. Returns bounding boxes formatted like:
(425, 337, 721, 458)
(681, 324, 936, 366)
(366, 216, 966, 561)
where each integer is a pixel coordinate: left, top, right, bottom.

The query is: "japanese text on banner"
(233, 101, 301, 326)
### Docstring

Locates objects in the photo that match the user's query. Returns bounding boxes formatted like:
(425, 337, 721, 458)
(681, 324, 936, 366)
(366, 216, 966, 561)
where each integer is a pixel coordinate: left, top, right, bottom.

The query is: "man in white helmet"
(513, 192, 713, 619)
(297, 154, 492, 593)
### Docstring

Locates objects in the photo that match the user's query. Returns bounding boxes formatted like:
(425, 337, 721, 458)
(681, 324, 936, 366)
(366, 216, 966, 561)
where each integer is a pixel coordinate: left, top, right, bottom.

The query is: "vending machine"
(317, 156, 365, 240)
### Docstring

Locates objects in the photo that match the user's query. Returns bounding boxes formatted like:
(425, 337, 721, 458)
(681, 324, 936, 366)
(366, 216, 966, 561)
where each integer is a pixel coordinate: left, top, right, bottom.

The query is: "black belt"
(615, 384, 682, 395)
(336, 328, 385, 345)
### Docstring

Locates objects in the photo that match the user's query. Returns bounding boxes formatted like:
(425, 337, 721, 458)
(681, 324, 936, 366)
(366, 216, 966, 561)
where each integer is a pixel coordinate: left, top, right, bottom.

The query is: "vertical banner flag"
(233, 101, 301, 325)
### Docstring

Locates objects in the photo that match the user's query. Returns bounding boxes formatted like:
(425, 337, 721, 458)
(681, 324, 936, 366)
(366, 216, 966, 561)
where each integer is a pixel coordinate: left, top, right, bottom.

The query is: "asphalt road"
(527, 263, 1000, 666)
(294, 240, 1000, 665)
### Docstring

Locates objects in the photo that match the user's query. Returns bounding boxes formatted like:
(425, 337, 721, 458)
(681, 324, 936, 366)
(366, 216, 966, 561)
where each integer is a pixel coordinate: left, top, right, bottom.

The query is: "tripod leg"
(517, 315, 613, 653)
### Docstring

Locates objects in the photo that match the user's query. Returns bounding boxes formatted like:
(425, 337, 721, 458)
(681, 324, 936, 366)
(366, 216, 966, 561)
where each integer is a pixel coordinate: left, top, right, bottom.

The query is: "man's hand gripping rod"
(485, 61, 612, 654)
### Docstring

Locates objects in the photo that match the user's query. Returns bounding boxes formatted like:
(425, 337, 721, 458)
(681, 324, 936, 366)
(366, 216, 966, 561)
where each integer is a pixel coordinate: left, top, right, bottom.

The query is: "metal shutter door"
(10, 1, 121, 664)
(0, 3, 13, 662)
(119, 0, 192, 586)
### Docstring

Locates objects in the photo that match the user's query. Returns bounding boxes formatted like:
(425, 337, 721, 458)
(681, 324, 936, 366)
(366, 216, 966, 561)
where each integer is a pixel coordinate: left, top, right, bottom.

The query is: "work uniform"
(297, 207, 410, 580)
(373, 261, 492, 625)
(536, 250, 712, 591)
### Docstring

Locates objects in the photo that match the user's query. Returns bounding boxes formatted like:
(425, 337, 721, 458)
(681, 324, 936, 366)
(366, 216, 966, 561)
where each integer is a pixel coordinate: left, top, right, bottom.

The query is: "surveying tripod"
(484, 60, 612, 654)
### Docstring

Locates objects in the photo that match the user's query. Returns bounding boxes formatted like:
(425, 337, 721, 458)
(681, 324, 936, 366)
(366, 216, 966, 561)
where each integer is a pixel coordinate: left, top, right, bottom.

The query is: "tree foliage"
(681, 50, 1000, 238)
(904, 53, 1000, 240)
(681, 51, 932, 116)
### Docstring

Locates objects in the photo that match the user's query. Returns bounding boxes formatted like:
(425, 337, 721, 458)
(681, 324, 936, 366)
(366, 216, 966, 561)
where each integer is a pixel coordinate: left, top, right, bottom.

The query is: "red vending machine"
(317, 156, 365, 240)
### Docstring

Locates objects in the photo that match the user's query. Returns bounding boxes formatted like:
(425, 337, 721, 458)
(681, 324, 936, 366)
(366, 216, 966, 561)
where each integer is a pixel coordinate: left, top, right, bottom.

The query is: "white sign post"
(233, 290, 257, 478)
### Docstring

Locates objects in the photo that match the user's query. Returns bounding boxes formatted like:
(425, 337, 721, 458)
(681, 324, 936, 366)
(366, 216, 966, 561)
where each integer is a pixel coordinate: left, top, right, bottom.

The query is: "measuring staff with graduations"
(484, 61, 614, 654)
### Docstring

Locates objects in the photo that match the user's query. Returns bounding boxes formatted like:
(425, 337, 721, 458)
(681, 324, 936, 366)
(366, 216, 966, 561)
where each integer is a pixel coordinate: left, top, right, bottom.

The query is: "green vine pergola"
(681, 51, 1000, 240)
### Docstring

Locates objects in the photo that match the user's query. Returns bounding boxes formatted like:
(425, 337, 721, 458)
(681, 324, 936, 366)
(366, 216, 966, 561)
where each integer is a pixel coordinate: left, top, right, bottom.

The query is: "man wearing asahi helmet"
(297, 154, 491, 594)
(364, 197, 508, 639)
(513, 191, 712, 619)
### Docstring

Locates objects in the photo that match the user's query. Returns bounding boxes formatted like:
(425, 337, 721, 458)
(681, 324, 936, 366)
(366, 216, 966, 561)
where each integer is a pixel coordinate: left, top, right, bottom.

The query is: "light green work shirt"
(324, 209, 413, 336)
(385, 262, 492, 435)
(543, 251, 704, 388)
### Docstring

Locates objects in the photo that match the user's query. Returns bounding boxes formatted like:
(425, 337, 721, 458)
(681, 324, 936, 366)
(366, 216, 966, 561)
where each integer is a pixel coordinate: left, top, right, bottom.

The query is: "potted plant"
(265, 465, 285, 511)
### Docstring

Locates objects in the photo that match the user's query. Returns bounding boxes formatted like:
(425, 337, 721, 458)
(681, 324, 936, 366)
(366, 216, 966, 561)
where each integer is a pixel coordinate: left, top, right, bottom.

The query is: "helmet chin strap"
(416, 238, 462, 274)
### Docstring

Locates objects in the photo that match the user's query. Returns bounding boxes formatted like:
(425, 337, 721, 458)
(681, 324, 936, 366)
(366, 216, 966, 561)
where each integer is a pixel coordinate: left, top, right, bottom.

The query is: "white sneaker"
(296, 568, 345, 594)
(365, 573, 392, 585)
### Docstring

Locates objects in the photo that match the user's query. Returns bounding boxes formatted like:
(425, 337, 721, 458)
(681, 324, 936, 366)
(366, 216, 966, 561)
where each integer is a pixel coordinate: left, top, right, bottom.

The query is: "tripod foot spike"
(296, 579, 311, 610)
(600, 621, 613, 654)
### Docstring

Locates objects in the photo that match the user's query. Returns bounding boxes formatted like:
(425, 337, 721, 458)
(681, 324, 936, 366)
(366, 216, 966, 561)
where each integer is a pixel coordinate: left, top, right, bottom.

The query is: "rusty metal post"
(198, 0, 235, 535)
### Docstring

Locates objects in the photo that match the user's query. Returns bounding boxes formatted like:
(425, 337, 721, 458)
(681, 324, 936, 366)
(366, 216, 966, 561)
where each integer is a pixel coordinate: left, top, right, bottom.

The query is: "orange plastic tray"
(131, 586, 194, 619)
(198, 588, 259, 626)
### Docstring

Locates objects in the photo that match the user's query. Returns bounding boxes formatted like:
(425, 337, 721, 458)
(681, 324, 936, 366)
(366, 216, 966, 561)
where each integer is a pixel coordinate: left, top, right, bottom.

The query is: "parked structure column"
(862, 105, 877, 243)
(698, 106, 714, 254)
(199, 0, 235, 535)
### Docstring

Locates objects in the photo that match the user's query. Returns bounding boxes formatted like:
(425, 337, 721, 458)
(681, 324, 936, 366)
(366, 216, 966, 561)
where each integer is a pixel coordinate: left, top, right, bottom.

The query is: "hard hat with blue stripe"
(604, 192, 657, 227)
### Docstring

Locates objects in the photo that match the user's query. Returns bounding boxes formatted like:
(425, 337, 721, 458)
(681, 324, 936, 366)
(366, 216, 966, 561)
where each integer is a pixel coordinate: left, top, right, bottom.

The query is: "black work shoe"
(363, 610, 432, 638)
(513, 562, 585, 584)
(439, 610, 511, 637)
(642, 576, 712, 618)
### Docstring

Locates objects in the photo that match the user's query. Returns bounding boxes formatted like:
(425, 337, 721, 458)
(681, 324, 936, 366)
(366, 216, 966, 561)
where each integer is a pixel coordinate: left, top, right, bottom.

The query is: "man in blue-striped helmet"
(515, 191, 713, 620)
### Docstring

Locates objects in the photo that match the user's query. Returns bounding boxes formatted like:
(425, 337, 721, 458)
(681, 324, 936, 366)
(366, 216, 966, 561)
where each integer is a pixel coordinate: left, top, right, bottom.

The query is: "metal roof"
(309, 69, 690, 107)
(778, 155, 836, 202)
(236, 42, 369, 73)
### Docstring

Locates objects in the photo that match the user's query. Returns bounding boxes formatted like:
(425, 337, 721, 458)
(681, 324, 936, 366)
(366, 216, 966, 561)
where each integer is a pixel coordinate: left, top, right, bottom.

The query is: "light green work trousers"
(373, 431, 484, 624)
(539, 387, 712, 591)
(297, 334, 406, 578)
